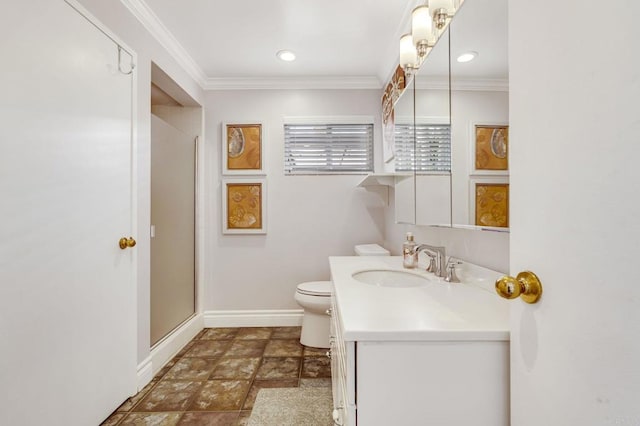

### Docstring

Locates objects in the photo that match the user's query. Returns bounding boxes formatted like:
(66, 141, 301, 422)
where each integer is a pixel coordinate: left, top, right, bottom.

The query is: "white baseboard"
(136, 313, 204, 391)
(136, 356, 153, 391)
(203, 309, 303, 328)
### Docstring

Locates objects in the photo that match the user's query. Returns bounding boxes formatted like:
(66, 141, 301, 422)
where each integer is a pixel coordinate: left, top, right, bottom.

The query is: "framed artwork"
(222, 178, 267, 234)
(469, 176, 509, 228)
(222, 122, 264, 175)
(472, 124, 509, 174)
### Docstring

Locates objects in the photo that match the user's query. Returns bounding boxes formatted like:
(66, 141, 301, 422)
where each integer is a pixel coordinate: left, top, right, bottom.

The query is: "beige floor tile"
(210, 357, 261, 380)
(164, 358, 218, 381)
(135, 380, 203, 412)
(183, 340, 231, 358)
(225, 340, 267, 357)
(235, 327, 273, 340)
(270, 327, 302, 340)
(178, 411, 239, 425)
(120, 412, 182, 426)
(263, 339, 304, 357)
(255, 357, 301, 380)
(188, 380, 251, 411)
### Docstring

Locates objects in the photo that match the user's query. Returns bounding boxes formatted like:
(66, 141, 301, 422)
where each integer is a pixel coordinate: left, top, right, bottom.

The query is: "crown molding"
(414, 77, 508, 91)
(203, 76, 383, 90)
(120, 0, 208, 87)
(452, 78, 509, 91)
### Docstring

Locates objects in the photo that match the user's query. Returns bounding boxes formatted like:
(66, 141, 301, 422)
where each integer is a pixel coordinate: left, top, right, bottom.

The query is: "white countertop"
(329, 256, 510, 342)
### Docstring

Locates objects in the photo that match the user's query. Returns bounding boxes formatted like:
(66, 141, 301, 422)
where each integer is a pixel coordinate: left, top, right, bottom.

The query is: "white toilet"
(295, 244, 390, 348)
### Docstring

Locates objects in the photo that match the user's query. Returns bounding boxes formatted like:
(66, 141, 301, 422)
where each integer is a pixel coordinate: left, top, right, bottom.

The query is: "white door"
(0, 1, 136, 425)
(509, 1, 640, 424)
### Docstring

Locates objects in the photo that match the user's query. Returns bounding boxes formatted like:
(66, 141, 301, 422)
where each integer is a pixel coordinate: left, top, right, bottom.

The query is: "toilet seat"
(296, 281, 332, 297)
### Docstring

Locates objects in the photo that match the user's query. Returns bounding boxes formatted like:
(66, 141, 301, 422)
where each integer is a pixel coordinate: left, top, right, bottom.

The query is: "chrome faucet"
(414, 244, 447, 278)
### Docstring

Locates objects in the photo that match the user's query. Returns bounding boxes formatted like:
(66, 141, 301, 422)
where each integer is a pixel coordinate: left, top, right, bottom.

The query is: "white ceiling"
(132, 0, 416, 88)
(125, 0, 507, 90)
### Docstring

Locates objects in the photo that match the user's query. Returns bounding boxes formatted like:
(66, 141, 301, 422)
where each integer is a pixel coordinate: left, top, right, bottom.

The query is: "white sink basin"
(352, 269, 431, 288)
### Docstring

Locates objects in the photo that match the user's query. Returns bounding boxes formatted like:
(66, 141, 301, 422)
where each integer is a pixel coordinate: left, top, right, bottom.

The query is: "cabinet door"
(0, 1, 136, 424)
(330, 295, 356, 426)
(356, 341, 508, 426)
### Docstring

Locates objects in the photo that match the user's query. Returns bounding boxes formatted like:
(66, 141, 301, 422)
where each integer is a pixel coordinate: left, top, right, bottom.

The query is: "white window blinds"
(395, 123, 451, 172)
(284, 123, 374, 174)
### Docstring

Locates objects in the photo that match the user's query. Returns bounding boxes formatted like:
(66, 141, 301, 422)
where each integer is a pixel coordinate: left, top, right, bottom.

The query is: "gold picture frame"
(471, 180, 509, 228)
(222, 178, 267, 234)
(473, 124, 509, 173)
(222, 122, 264, 175)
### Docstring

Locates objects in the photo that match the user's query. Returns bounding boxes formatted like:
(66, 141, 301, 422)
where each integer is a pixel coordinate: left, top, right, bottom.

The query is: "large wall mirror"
(395, 0, 509, 230)
(450, 0, 508, 229)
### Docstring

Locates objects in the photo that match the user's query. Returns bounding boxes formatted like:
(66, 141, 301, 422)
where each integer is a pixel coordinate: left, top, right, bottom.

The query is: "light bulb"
(399, 34, 418, 71)
(412, 5, 434, 53)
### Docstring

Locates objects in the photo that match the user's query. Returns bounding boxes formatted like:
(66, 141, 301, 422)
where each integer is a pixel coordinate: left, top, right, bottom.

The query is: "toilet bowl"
(295, 244, 390, 348)
(295, 281, 333, 348)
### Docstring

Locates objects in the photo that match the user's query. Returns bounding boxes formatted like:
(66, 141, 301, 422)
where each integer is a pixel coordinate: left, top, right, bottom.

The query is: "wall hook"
(118, 45, 135, 75)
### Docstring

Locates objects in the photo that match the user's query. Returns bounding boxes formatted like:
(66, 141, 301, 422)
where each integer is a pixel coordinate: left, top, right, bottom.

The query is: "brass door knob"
(495, 271, 543, 304)
(119, 237, 137, 250)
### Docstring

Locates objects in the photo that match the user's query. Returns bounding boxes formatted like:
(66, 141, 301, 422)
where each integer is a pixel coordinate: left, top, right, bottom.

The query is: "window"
(284, 123, 374, 174)
(395, 122, 451, 173)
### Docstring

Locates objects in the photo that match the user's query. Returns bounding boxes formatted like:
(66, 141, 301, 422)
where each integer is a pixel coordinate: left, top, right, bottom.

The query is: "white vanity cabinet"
(329, 256, 510, 426)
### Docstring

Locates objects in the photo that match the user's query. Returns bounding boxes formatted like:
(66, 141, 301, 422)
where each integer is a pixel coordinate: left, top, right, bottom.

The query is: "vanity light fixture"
(399, 33, 419, 74)
(276, 50, 296, 62)
(429, 0, 455, 30)
(399, 0, 460, 75)
(456, 51, 478, 63)
(411, 5, 435, 58)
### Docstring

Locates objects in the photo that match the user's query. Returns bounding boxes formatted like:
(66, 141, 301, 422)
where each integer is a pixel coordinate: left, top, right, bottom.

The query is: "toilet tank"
(354, 244, 390, 256)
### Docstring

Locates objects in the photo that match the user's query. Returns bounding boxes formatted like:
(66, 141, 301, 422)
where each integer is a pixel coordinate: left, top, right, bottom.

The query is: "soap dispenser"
(402, 232, 417, 269)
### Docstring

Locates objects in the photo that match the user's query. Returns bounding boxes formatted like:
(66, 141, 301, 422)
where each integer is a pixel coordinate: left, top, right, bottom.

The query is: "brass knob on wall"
(495, 271, 543, 304)
(119, 237, 137, 250)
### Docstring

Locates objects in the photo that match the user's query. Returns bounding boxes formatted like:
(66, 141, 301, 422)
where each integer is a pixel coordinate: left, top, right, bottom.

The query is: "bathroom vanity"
(329, 256, 509, 426)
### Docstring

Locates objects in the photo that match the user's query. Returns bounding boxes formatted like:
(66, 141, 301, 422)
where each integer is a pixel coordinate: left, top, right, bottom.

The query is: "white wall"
(204, 90, 386, 311)
(76, 0, 205, 364)
(151, 105, 202, 138)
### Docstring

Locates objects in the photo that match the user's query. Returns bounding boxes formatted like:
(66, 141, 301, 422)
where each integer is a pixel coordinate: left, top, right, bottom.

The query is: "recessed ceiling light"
(276, 50, 296, 62)
(457, 51, 478, 63)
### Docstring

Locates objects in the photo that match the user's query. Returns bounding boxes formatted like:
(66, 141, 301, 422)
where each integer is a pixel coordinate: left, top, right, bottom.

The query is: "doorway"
(150, 64, 202, 346)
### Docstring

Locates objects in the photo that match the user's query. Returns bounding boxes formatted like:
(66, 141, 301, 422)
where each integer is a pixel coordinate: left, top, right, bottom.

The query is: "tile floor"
(101, 327, 331, 426)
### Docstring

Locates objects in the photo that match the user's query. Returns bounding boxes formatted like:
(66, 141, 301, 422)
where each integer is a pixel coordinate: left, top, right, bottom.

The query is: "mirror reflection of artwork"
(225, 123, 262, 173)
(475, 125, 508, 171)
(224, 180, 266, 234)
(383, 108, 395, 163)
(475, 183, 509, 228)
(381, 66, 406, 163)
